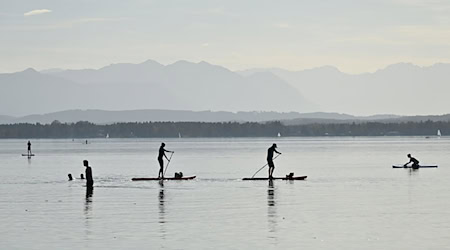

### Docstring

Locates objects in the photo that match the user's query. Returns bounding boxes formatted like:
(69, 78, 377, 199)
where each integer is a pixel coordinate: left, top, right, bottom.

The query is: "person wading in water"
(158, 143, 174, 179)
(267, 144, 281, 179)
(83, 160, 94, 187)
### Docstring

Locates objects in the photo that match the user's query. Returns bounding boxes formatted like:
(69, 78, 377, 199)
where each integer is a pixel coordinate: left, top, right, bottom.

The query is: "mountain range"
(1, 60, 450, 117)
(0, 60, 313, 116)
(239, 63, 450, 115)
(2, 108, 450, 125)
(0, 109, 391, 124)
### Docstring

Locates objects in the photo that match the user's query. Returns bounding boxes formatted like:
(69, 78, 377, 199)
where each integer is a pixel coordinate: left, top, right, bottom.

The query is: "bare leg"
(268, 160, 275, 179)
(158, 158, 164, 178)
(269, 167, 274, 179)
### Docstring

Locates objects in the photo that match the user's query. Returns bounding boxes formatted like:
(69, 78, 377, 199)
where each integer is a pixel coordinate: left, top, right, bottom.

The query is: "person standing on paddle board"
(83, 160, 94, 187)
(404, 154, 419, 169)
(158, 143, 174, 179)
(267, 144, 281, 179)
(27, 141, 31, 155)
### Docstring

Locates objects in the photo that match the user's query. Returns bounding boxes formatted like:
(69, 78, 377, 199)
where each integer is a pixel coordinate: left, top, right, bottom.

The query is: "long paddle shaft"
(163, 152, 174, 176)
(251, 153, 281, 178)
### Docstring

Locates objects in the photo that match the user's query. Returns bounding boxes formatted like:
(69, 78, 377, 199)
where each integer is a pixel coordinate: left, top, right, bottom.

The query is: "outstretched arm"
(164, 150, 174, 160)
(404, 159, 411, 166)
(274, 149, 281, 155)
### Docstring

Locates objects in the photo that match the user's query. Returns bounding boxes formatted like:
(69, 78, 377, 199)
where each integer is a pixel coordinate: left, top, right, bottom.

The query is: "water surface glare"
(1, 137, 449, 249)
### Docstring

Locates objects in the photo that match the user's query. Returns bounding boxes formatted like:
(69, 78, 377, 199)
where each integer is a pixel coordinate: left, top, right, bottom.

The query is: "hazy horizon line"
(2, 108, 450, 119)
(2, 59, 450, 76)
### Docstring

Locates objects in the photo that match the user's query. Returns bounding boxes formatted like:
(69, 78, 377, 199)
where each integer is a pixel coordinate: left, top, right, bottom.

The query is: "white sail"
(179, 132, 182, 138)
(277, 132, 281, 137)
(437, 129, 441, 137)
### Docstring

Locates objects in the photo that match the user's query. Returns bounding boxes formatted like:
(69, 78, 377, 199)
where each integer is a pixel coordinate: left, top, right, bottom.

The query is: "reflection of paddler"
(267, 179, 277, 234)
(268, 179, 275, 206)
(267, 144, 281, 179)
(158, 180, 166, 238)
(159, 181, 165, 202)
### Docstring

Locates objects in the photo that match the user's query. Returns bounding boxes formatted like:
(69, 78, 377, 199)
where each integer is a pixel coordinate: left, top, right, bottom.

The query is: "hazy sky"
(1, 0, 450, 73)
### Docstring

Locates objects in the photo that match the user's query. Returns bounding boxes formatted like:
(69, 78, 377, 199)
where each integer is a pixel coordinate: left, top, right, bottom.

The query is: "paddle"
(251, 153, 281, 178)
(163, 152, 174, 176)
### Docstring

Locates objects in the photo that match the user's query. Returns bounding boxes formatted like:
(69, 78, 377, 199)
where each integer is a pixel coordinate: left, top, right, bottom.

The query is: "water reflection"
(85, 186, 93, 214)
(158, 180, 166, 239)
(268, 180, 275, 207)
(84, 186, 94, 237)
(408, 167, 420, 176)
(267, 179, 278, 240)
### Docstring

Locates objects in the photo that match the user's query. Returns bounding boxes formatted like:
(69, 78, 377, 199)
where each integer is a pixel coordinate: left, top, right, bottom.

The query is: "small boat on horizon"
(425, 129, 442, 139)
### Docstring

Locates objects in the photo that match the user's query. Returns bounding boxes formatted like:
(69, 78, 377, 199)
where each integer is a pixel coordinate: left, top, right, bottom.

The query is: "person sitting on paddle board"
(27, 140, 31, 155)
(404, 154, 419, 169)
(158, 143, 174, 179)
(267, 144, 281, 179)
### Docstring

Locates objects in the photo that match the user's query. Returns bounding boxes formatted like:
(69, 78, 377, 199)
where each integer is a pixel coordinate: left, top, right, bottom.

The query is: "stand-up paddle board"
(242, 176, 307, 180)
(132, 176, 196, 181)
(392, 165, 438, 168)
(21, 154, 35, 157)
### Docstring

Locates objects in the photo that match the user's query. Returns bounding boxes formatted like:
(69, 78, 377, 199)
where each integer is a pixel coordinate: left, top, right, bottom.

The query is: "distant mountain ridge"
(239, 62, 450, 115)
(2, 59, 450, 116)
(0, 60, 314, 116)
(3, 108, 450, 125)
(1, 109, 378, 124)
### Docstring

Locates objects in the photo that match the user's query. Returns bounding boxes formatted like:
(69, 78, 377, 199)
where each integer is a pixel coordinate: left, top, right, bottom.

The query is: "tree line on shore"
(0, 120, 447, 138)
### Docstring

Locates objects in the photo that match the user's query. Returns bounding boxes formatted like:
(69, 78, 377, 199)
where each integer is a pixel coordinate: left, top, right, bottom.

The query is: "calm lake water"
(1, 137, 449, 249)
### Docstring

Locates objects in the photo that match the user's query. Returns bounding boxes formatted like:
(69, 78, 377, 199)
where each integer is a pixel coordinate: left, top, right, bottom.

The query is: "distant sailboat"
(437, 129, 441, 137)
(106, 133, 109, 138)
(178, 132, 182, 138)
(277, 132, 281, 137)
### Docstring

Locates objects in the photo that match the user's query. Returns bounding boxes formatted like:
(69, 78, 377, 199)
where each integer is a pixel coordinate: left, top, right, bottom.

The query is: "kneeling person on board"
(404, 154, 419, 169)
(158, 143, 174, 179)
(267, 143, 281, 179)
(83, 160, 94, 187)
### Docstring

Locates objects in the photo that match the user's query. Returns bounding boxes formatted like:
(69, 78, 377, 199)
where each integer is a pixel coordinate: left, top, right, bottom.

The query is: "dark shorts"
(268, 160, 274, 168)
